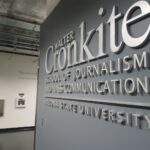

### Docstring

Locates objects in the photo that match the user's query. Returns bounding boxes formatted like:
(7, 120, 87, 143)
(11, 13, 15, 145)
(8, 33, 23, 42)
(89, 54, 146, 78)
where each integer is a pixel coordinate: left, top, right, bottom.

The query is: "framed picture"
(0, 99, 4, 116)
(15, 93, 26, 108)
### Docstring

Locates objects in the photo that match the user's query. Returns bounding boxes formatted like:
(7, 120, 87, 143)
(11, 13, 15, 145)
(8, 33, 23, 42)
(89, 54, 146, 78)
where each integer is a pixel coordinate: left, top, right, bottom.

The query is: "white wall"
(0, 52, 38, 129)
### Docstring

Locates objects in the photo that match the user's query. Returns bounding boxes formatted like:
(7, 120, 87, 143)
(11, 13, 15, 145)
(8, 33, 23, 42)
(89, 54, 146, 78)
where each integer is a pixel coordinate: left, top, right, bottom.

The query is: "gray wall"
(35, 0, 150, 150)
(0, 130, 34, 150)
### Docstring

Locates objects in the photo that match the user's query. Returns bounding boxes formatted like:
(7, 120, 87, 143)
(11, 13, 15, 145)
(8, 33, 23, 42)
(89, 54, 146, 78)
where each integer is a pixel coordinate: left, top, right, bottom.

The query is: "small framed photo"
(15, 93, 26, 108)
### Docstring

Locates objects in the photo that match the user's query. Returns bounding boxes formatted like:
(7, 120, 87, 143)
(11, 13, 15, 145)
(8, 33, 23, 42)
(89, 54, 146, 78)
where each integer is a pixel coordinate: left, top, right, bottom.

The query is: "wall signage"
(44, 1, 150, 108)
(15, 93, 26, 108)
(45, 100, 150, 130)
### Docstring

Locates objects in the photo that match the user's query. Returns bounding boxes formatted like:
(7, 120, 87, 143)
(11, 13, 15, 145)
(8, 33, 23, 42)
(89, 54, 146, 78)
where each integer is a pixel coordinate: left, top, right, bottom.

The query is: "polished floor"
(0, 129, 34, 150)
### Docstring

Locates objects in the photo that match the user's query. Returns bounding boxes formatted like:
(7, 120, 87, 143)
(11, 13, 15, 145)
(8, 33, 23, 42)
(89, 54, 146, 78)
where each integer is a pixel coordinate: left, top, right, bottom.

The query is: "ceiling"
(0, 0, 60, 56)
(0, 0, 61, 24)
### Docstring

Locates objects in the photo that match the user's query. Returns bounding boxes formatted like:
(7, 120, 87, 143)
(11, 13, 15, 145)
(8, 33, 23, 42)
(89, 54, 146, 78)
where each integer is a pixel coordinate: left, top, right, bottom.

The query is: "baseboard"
(0, 126, 35, 133)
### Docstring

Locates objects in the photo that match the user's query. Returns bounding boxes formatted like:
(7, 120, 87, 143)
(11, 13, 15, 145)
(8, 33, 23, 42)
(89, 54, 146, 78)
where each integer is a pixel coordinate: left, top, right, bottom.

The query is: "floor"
(0, 129, 34, 150)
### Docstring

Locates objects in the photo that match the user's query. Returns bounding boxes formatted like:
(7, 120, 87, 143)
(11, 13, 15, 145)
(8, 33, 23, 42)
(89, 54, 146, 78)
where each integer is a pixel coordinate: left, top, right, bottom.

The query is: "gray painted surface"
(0, 130, 34, 150)
(35, 0, 150, 150)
